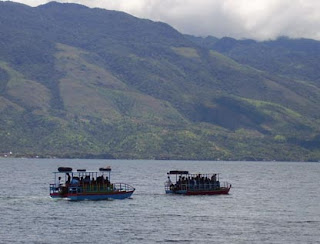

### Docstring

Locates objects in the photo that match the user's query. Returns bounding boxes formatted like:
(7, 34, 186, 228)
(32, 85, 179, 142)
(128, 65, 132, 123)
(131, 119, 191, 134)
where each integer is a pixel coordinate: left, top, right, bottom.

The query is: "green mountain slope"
(186, 35, 320, 86)
(0, 2, 319, 161)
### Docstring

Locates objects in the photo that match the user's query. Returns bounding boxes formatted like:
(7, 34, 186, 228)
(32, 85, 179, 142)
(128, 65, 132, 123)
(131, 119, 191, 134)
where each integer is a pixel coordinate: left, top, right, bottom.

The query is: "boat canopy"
(167, 170, 189, 175)
(99, 167, 111, 171)
(58, 167, 72, 172)
(54, 167, 111, 174)
(167, 171, 220, 179)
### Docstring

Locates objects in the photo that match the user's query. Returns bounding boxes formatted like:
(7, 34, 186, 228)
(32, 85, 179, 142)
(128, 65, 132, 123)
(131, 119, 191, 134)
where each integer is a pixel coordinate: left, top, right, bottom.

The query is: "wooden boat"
(165, 170, 231, 195)
(50, 167, 135, 201)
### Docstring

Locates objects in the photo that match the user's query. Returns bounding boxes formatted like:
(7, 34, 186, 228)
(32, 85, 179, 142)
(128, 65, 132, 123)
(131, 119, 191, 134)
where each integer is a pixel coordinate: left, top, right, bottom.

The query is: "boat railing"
(221, 182, 231, 189)
(49, 183, 59, 194)
(181, 182, 221, 190)
(165, 181, 231, 191)
(50, 181, 135, 195)
(66, 182, 135, 194)
(78, 182, 114, 193)
(113, 183, 135, 192)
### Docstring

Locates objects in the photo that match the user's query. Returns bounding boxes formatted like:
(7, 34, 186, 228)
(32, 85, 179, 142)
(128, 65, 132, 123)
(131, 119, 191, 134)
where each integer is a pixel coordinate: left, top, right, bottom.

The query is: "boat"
(49, 167, 135, 201)
(165, 170, 231, 195)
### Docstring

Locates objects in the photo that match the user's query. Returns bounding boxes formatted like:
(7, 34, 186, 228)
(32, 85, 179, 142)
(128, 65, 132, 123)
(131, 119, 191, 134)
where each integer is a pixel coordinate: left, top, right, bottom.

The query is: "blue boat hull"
(166, 189, 187, 194)
(51, 191, 134, 201)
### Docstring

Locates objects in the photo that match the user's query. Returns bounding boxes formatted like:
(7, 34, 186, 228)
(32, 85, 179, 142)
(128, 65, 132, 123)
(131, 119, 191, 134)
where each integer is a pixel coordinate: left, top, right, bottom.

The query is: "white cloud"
(3, 0, 320, 40)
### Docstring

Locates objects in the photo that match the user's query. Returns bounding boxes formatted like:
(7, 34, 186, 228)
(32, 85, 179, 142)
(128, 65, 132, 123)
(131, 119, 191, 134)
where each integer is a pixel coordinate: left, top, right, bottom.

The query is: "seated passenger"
(84, 175, 90, 184)
(91, 177, 96, 185)
(165, 176, 173, 187)
(55, 177, 62, 189)
(70, 177, 80, 186)
(66, 173, 71, 185)
(211, 174, 216, 182)
(105, 176, 110, 186)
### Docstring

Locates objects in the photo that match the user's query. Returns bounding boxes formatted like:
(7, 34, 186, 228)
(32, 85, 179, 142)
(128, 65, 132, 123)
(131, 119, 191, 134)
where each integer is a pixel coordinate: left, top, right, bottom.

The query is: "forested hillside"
(0, 1, 319, 161)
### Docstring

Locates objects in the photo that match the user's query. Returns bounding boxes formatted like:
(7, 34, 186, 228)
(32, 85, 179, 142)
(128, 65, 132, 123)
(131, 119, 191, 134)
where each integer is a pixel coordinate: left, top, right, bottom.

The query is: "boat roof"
(54, 167, 111, 174)
(167, 170, 189, 175)
(53, 170, 110, 173)
(167, 170, 219, 175)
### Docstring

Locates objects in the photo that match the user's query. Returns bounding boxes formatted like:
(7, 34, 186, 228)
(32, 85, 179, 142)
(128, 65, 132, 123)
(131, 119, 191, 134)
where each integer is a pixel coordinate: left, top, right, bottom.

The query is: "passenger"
(101, 175, 105, 184)
(166, 176, 173, 187)
(211, 174, 216, 183)
(190, 177, 194, 187)
(96, 176, 101, 184)
(91, 177, 96, 185)
(177, 176, 182, 184)
(84, 175, 90, 184)
(56, 177, 62, 188)
(105, 176, 110, 186)
(204, 177, 209, 188)
(66, 173, 71, 184)
(71, 177, 79, 186)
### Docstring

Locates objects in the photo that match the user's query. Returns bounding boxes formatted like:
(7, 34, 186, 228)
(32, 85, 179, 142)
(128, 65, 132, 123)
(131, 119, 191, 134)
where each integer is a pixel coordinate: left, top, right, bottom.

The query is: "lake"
(0, 158, 319, 243)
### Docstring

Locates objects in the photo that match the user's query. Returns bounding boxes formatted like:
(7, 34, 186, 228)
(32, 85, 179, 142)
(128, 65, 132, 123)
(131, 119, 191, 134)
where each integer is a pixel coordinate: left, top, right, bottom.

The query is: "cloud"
(4, 0, 320, 40)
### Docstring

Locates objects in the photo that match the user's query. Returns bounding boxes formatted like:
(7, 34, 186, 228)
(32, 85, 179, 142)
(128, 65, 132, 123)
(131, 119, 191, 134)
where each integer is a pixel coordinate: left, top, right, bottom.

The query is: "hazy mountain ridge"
(0, 1, 319, 161)
(186, 35, 320, 86)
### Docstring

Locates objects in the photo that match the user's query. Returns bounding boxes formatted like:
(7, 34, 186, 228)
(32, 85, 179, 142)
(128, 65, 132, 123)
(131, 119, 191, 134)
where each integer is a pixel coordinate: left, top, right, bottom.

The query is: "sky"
(2, 0, 320, 40)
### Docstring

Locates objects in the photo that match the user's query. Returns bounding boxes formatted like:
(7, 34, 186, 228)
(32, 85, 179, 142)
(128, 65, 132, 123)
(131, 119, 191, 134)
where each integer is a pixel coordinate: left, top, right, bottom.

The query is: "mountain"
(186, 35, 320, 88)
(0, 1, 319, 161)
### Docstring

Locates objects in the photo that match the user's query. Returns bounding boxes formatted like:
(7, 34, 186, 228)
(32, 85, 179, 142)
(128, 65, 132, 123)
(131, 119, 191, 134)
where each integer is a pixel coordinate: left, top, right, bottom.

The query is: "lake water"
(0, 158, 319, 244)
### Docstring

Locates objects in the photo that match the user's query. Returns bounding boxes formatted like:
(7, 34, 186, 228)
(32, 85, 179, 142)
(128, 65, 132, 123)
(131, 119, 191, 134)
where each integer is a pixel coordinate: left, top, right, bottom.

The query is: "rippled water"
(0, 158, 319, 243)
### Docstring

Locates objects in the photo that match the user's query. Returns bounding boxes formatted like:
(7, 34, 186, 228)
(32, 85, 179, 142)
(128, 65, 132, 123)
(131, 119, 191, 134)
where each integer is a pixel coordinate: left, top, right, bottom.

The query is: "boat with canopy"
(49, 166, 135, 200)
(165, 170, 231, 195)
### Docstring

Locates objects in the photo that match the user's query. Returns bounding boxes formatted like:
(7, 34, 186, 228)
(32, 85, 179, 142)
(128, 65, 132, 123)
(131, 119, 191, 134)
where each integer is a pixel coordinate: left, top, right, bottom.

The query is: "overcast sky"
(3, 0, 320, 40)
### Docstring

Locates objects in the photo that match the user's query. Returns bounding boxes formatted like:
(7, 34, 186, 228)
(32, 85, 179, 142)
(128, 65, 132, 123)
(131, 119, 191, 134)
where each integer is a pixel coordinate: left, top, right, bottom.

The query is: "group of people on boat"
(51, 167, 137, 200)
(167, 174, 220, 191)
(60, 173, 111, 187)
